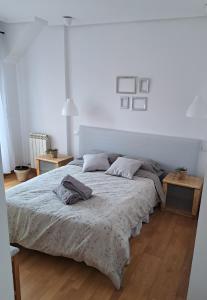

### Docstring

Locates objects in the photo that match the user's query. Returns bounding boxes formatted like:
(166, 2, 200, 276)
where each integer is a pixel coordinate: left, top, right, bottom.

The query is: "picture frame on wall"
(116, 76, 137, 94)
(120, 96, 130, 109)
(132, 97, 148, 111)
(139, 78, 150, 93)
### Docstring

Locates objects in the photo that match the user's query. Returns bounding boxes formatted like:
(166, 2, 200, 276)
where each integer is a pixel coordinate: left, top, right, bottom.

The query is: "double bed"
(6, 126, 201, 289)
(6, 163, 163, 289)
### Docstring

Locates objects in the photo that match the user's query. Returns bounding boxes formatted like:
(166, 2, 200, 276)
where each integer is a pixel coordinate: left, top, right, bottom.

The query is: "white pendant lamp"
(186, 96, 207, 119)
(61, 98, 78, 117)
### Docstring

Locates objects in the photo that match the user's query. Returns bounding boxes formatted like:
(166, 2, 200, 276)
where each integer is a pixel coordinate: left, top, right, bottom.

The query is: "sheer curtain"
(0, 35, 15, 173)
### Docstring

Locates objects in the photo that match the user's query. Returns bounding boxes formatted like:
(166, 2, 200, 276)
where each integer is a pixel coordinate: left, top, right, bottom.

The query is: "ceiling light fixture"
(186, 96, 207, 119)
(61, 98, 78, 117)
(63, 16, 73, 27)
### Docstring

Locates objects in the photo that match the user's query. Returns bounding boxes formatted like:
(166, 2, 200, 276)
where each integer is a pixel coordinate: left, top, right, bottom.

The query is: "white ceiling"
(0, 0, 206, 26)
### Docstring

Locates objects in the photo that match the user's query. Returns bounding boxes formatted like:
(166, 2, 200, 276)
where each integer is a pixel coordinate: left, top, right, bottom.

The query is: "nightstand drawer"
(166, 185, 194, 213)
(39, 161, 56, 174)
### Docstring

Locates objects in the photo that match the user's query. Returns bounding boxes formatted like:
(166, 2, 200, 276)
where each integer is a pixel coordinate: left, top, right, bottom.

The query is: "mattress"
(6, 164, 159, 289)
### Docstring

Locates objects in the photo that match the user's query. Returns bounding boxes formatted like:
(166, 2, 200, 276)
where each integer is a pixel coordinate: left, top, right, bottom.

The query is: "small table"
(162, 172, 203, 217)
(36, 154, 73, 175)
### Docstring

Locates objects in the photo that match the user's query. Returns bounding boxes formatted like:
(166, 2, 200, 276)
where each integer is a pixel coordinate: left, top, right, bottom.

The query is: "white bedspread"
(6, 165, 158, 289)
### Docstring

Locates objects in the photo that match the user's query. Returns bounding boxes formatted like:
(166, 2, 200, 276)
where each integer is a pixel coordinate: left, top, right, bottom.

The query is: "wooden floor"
(4, 173, 197, 300)
(4, 170, 36, 189)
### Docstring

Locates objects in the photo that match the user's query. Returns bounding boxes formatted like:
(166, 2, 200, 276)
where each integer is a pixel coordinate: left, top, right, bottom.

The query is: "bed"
(6, 126, 201, 289)
(6, 163, 163, 289)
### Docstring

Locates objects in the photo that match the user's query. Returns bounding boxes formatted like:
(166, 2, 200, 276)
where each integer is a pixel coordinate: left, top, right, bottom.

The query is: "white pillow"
(105, 157, 142, 179)
(83, 153, 110, 172)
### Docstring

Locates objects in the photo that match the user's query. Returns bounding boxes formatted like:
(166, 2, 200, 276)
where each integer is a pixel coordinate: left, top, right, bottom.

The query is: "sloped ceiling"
(4, 18, 47, 63)
(0, 0, 206, 26)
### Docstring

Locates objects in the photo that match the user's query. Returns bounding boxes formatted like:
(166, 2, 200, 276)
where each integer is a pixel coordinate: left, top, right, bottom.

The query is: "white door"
(0, 148, 14, 300)
(187, 176, 207, 300)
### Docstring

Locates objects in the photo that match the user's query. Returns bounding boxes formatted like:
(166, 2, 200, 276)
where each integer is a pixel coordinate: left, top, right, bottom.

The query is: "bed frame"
(79, 126, 201, 175)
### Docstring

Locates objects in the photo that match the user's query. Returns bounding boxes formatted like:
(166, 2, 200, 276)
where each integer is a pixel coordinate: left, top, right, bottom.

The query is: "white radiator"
(29, 133, 50, 168)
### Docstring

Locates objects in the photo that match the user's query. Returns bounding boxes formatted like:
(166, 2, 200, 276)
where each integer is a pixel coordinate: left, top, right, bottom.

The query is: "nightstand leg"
(192, 189, 201, 217)
(162, 182, 168, 210)
(36, 159, 40, 176)
(12, 255, 21, 300)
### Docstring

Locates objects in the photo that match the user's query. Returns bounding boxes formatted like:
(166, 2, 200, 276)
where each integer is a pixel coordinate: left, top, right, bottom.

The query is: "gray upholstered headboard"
(79, 126, 201, 175)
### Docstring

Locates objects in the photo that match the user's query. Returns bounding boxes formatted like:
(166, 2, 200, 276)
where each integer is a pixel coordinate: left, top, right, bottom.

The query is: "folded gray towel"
(62, 175, 92, 200)
(54, 175, 93, 205)
(54, 184, 82, 205)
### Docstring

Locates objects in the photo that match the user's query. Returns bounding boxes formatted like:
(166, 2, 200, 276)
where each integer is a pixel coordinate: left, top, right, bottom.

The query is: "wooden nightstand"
(162, 172, 203, 217)
(36, 154, 73, 175)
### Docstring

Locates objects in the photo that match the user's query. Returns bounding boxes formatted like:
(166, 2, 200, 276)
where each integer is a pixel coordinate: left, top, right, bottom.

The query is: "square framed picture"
(139, 78, 150, 93)
(120, 96, 130, 109)
(116, 76, 137, 94)
(132, 97, 148, 111)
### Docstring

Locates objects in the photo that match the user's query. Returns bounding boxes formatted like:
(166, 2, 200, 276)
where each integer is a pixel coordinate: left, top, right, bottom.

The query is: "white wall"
(17, 26, 67, 164)
(70, 17, 207, 141)
(188, 175, 207, 300)
(0, 149, 14, 300)
(4, 17, 207, 167)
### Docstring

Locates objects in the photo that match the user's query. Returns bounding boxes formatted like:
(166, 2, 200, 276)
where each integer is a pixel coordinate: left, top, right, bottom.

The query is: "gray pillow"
(124, 155, 161, 174)
(68, 159, 84, 167)
(105, 157, 142, 180)
(107, 153, 122, 164)
(83, 153, 110, 172)
(79, 150, 122, 165)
